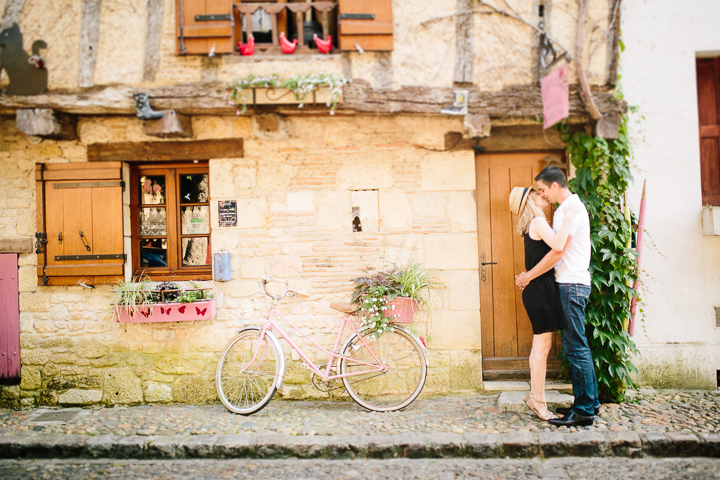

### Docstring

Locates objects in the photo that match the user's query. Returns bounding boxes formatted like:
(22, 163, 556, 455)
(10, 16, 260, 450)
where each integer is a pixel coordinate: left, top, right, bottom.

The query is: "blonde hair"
(516, 190, 546, 235)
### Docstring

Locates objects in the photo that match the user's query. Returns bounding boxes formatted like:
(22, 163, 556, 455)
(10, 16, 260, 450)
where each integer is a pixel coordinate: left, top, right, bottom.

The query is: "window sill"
(223, 53, 341, 63)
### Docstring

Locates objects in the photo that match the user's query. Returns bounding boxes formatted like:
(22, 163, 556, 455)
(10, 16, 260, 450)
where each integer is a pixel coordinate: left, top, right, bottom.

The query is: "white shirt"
(552, 194, 591, 286)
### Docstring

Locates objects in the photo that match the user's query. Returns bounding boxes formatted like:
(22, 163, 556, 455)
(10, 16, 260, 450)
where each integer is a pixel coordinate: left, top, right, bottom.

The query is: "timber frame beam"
(87, 138, 244, 162)
(0, 80, 624, 121)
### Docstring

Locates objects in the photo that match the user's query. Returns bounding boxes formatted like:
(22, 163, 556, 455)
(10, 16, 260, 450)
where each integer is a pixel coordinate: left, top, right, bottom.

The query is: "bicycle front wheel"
(216, 329, 281, 415)
(339, 328, 427, 412)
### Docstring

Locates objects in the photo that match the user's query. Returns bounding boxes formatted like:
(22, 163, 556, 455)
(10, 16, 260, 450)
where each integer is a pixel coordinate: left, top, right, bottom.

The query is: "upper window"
(175, 0, 393, 56)
(697, 57, 720, 205)
(131, 163, 212, 280)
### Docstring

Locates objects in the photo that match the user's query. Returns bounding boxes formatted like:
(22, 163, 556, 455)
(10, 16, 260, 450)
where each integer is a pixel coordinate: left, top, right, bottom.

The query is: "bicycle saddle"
(330, 302, 359, 315)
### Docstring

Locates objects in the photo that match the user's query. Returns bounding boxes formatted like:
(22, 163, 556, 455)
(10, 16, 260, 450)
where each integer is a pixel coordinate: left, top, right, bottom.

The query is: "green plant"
(227, 73, 349, 115)
(351, 270, 402, 340)
(110, 274, 155, 321)
(388, 260, 439, 314)
(560, 114, 640, 402)
(177, 290, 215, 303)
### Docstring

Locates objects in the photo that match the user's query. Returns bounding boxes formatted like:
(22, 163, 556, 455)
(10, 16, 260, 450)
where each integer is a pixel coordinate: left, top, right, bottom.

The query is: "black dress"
(522, 232, 568, 334)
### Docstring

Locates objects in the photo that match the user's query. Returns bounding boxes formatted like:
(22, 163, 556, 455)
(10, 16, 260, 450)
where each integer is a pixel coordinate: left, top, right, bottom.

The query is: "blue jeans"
(557, 283, 599, 417)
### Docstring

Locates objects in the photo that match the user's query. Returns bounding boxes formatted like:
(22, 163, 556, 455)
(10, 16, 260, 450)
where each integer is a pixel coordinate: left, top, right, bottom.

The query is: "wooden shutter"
(338, 0, 393, 52)
(697, 58, 720, 205)
(36, 163, 125, 285)
(176, 0, 233, 55)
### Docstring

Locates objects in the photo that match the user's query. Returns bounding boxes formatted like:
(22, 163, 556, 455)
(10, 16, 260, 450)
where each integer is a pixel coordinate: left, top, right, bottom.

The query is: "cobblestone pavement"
(1, 388, 718, 438)
(1, 457, 719, 479)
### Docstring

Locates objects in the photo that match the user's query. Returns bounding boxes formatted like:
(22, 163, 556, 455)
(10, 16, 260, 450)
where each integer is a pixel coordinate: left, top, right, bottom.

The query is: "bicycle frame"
(245, 305, 386, 381)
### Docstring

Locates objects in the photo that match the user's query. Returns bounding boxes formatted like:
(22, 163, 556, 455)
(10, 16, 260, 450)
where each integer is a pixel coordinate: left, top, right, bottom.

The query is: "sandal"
(524, 393, 557, 421)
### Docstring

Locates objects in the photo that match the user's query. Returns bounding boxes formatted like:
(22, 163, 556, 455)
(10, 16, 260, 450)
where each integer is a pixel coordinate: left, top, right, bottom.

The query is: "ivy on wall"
(560, 117, 640, 402)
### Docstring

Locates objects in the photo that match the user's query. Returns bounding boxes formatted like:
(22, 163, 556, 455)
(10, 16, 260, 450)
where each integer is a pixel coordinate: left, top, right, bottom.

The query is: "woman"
(508, 186, 577, 421)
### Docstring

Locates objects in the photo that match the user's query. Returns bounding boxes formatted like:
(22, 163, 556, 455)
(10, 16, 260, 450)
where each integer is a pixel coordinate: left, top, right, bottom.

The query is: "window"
(131, 163, 212, 280)
(176, 0, 392, 56)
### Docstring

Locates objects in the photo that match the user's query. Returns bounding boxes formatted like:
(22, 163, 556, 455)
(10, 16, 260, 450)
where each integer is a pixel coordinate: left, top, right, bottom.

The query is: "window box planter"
(115, 298, 216, 324)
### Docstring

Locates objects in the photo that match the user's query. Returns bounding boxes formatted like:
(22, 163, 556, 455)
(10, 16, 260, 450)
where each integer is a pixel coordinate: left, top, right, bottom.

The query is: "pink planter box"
(115, 299, 216, 323)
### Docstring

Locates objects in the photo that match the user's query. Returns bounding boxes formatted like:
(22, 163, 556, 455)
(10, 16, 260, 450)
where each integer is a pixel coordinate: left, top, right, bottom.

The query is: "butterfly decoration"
(196, 307, 207, 316)
(160, 307, 172, 315)
(179, 306, 186, 314)
(140, 308, 151, 318)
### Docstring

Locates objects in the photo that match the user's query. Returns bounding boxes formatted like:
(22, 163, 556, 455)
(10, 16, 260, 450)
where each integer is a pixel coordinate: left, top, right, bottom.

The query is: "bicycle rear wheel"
(339, 328, 427, 412)
(216, 329, 281, 415)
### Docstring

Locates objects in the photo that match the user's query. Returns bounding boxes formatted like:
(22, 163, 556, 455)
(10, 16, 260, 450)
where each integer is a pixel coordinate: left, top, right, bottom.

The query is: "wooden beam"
(453, 0, 474, 84)
(0, 81, 624, 119)
(87, 138, 244, 162)
(0, 238, 32, 253)
(78, 0, 102, 87)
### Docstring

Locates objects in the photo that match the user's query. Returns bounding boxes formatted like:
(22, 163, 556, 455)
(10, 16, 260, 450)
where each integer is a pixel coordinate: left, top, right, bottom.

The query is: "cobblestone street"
(2, 389, 718, 438)
(1, 457, 719, 480)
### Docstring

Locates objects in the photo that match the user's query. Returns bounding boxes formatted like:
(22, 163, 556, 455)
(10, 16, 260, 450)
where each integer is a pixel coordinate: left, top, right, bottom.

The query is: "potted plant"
(351, 260, 438, 339)
(111, 277, 216, 324)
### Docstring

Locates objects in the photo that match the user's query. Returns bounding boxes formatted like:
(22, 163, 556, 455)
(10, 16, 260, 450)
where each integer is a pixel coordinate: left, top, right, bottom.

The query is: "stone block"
(0, 237, 32, 253)
(698, 433, 720, 457)
(270, 255, 303, 278)
(448, 270, 480, 311)
(173, 375, 208, 404)
(76, 338, 110, 358)
(429, 432, 467, 457)
(214, 434, 255, 458)
(235, 197, 270, 229)
(209, 158, 236, 198)
(449, 351, 483, 391)
(20, 349, 49, 365)
(447, 192, 477, 232)
(19, 313, 34, 332)
(409, 193, 448, 222)
(608, 430, 642, 458)
(84, 434, 115, 458)
(498, 390, 573, 412)
(287, 191, 314, 212)
(58, 389, 103, 405)
(539, 432, 571, 457)
(103, 369, 143, 405)
(16, 109, 76, 140)
(501, 431, 538, 457)
(336, 162, 392, 190)
(144, 382, 172, 403)
(316, 191, 351, 231)
(379, 191, 412, 231)
(429, 310, 480, 350)
(240, 257, 266, 279)
(641, 431, 670, 457)
(18, 265, 37, 292)
(184, 434, 218, 458)
(571, 431, 608, 456)
(154, 356, 206, 375)
(148, 436, 187, 459)
(19, 366, 41, 390)
(421, 151, 475, 191)
(665, 432, 700, 457)
(253, 114, 291, 140)
(424, 234, 479, 270)
(113, 435, 153, 459)
(465, 432, 499, 458)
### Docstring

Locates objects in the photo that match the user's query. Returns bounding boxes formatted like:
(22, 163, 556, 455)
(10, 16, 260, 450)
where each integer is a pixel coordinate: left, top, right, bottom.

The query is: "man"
(515, 166, 599, 427)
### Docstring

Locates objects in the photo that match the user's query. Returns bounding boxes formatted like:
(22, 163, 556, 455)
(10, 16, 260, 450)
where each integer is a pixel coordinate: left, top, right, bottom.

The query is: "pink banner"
(541, 62, 569, 129)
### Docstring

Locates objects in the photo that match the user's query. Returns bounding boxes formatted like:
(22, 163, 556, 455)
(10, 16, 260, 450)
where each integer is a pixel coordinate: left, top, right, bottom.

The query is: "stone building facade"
(0, 0, 622, 408)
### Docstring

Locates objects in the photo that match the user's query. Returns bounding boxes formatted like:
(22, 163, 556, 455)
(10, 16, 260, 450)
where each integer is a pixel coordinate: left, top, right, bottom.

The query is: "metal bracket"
(54, 181, 124, 189)
(34, 232, 47, 254)
(339, 13, 375, 20)
(55, 254, 126, 261)
(195, 14, 231, 21)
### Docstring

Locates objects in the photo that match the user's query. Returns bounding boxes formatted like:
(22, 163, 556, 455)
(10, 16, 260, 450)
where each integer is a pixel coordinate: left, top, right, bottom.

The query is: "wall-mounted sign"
(218, 200, 237, 227)
(541, 62, 569, 129)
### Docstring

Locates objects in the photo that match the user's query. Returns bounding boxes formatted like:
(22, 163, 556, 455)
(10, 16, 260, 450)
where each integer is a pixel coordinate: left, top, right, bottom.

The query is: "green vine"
(561, 115, 640, 403)
(226, 73, 349, 115)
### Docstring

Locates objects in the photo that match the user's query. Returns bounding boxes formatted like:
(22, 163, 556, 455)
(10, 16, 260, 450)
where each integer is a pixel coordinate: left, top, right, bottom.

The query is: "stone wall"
(1, 0, 614, 91)
(0, 113, 485, 408)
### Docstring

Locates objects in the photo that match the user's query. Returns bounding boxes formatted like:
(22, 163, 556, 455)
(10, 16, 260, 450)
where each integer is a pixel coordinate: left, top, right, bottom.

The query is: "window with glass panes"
(130, 163, 211, 280)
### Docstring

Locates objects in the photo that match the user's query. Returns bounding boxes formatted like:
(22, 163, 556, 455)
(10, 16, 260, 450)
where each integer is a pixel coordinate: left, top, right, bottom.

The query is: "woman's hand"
(563, 203, 578, 222)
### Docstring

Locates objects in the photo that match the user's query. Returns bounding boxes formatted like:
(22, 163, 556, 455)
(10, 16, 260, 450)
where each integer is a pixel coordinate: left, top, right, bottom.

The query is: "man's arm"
(515, 236, 573, 289)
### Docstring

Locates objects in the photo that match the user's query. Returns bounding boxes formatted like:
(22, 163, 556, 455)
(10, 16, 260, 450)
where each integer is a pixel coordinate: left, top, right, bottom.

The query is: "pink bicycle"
(216, 277, 428, 415)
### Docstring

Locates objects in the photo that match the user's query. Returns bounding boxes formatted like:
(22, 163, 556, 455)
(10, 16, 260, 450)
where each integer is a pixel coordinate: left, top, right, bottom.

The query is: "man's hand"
(515, 271, 531, 290)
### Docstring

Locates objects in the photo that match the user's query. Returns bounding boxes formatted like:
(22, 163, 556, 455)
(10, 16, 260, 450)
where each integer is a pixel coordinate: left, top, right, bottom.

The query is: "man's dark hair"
(534, 166, 567, 188)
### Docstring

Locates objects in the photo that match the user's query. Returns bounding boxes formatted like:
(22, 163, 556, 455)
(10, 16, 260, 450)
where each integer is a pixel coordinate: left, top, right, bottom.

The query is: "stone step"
(498, 390, 574, 412)
(483, 380, 573, 392)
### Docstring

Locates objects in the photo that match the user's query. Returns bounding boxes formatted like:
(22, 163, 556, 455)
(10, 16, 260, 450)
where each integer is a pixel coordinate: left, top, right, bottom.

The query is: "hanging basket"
(383, 297, 418, 324)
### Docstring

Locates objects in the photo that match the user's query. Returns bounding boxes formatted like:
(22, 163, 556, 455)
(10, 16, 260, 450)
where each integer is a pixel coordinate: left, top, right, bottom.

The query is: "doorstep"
(483, 380, 573, 392)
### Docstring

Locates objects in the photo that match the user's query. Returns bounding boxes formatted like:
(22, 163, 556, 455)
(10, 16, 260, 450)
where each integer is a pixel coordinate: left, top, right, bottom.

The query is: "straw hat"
(509, 186, 532, 216)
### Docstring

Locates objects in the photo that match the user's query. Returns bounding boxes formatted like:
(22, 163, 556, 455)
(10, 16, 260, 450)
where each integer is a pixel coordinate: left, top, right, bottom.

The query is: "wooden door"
(476, 153, 562, 380)
(697, 57, 720, 205)
(0, 254, 20, 379)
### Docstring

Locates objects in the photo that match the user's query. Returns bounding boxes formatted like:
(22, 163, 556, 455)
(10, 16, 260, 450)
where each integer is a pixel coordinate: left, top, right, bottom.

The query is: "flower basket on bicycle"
(384, 297, 418, 323)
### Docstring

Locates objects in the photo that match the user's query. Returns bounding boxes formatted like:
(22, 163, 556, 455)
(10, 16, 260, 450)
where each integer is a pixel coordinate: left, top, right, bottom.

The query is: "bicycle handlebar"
(261, 276, 309, 301)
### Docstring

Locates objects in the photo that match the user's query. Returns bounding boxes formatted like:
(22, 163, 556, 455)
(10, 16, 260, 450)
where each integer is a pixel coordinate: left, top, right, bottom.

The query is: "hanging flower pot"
(384, 296, 418, 324)
(115, 299, 216, 324)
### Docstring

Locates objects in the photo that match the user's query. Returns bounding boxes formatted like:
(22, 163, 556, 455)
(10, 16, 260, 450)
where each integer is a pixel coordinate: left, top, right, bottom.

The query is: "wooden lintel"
(87, 138, 244, 162)
(16, 108, 76, 140)
(448, 124, 584, 152)
(0, 81, 625, 120)
(0, 238, 33, 253)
